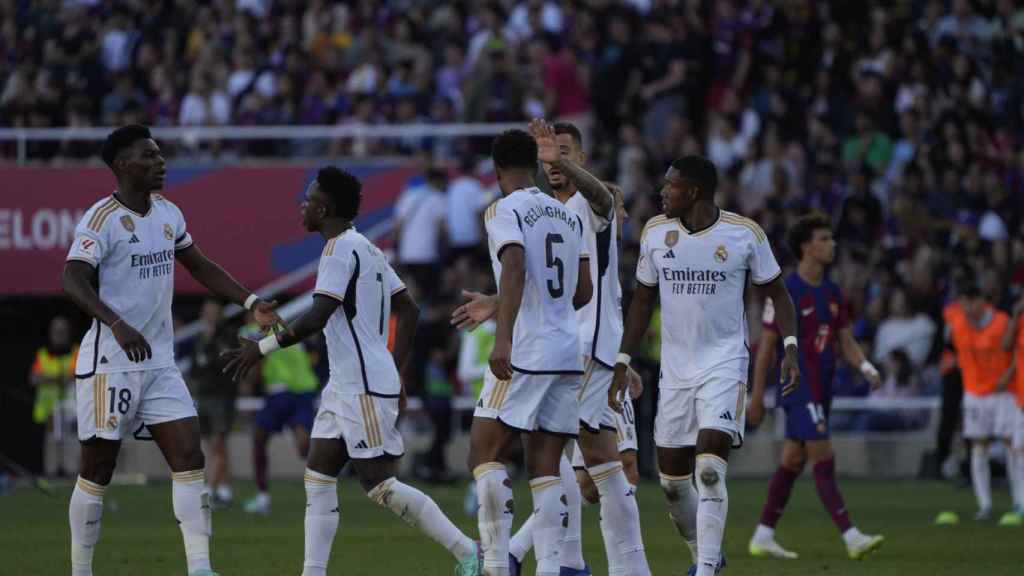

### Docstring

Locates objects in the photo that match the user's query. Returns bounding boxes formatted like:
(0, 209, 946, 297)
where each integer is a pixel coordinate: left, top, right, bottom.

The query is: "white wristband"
(616, 353, 632, 367)
(257, 334, 281, 356)
(244, 294, 259, 310)
(783, 336, 798, 350)
(860, 360, 878, 376)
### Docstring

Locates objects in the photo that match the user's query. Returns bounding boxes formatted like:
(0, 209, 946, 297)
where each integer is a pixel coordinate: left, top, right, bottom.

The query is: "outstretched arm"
(221, 294, 338, 381)
(177, 243, 281, 326)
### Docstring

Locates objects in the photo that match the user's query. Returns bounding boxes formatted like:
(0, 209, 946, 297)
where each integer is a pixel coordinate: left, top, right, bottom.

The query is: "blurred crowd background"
(4, 0, 1024, 483)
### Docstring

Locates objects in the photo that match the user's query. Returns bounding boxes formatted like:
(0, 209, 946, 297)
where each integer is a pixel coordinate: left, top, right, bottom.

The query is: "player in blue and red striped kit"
(747, 212, 885, 561)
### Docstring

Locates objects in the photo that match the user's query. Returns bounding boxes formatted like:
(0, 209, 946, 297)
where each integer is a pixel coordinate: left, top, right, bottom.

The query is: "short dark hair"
(553, 122, 583, 147)
(101, 124, 152, 168)
(317, 166, 362, 220)
(670, 155, 717, 197)
(491, 129, 538, 171)
(788, 211, 832, 261)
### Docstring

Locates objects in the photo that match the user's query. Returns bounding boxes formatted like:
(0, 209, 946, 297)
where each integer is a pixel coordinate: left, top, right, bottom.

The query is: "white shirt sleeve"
(66, 225, 105, 268)
(485, 199, 525, 259)
(748, 228, 782, 285)
(314, 252, 355, 302)
(384, 261, 406, 295)
(173, 206, 194, 251)
(635, 233, 657, 287)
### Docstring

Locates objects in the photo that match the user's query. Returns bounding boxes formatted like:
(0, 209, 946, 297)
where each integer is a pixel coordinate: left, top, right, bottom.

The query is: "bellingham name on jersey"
(520, 203, 580, 233)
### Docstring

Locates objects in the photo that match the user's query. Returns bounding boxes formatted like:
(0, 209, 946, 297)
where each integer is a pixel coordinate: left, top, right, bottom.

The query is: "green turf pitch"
(2, 478, 1021, 575)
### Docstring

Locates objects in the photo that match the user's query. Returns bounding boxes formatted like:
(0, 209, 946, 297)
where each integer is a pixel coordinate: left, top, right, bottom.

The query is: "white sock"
(303, 469, 338, 576)
(70, 477, 105, 576)
(659, 473, 699, 562)
(216, 485, 233, 501)
(369, 477, 476, 559)
(529, 476, 567, 576)
(475, 463, 513, 575)
(601, 486, 634, 576)
(842, 526, 865, 546)
(695, 455, 728, 576)
(509, 513, 535, 562)
(753, 523, 775, 542)
(559, 455, 586, 570)
(590, 462, 650, 575)
(171, 470, 212, 574)
(1006, 450, 1022, 510)
(971, 444, 992, 511)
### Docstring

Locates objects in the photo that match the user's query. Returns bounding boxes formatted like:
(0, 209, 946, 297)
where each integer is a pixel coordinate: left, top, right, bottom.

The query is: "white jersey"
(636, 210, 781, 388)
(66, 194, 193, 377)
(564, 192, 622, 368)
(485, 187, 587, 374)
(314, 229, 406, 397)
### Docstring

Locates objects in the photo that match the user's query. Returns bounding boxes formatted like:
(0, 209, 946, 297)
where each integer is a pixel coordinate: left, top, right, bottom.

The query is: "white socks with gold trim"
(172, 469, 212, 574)
(303, 468, 338, 576)
(70, 476, 105, 576)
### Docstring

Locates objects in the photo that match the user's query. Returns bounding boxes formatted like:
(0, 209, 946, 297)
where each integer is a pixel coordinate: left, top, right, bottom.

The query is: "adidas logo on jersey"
(355, 440, 369, 450)
(664, 250, 676, 259)
(129, 234, 140, 244)
(100, 356, 108, 364)
(719, 411, 733, 421)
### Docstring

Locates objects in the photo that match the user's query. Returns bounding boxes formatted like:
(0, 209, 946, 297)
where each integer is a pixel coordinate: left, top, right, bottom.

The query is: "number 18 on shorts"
(77, 367, 198, 441)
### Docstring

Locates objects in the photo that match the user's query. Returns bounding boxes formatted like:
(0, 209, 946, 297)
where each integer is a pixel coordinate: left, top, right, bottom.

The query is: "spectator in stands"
(394, 167, 448, 300)
(445, 154, 491, 266)
(873, 287, 938, 369)
(185, 300, 237, 509)
(30, 316, 77, 478)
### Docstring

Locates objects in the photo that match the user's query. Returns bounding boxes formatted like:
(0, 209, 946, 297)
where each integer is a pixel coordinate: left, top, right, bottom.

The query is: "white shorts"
(77, 366, 197, 441)
(963, 393, 1016, 440)
(474, 368, 580, 436)
(578, 358, 616, 432)
(311, 387, 404, 459)
(571, 390, 638, 468)
(654, 377, 746, 449)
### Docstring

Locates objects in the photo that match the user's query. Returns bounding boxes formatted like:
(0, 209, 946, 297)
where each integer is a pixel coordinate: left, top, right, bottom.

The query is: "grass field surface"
(3, 477, 1021, 575)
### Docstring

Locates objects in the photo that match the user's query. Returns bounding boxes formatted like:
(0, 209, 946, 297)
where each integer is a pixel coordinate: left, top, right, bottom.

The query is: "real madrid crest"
(714, 244, 728, 263)
(120, 215, 135, 232)
(163, 223, 174, 240)
(665, 230, 679, 248)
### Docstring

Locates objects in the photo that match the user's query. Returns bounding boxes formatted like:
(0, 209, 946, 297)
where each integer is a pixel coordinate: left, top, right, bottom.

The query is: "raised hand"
(252, 299, 287, 332)
(528, 118, 560, 164)
(221, 338, 262, 382)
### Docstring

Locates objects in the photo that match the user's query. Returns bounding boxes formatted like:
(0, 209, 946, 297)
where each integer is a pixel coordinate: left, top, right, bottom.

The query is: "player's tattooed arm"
(758, 276, 801, 396)
(176, 244, 282, 328)
(530, 118, 613, 217)
(63, 260, 152, 362)
(609, 282, 658, 412)
(748, 326, 779, 427)
(490, 245, 526, 380)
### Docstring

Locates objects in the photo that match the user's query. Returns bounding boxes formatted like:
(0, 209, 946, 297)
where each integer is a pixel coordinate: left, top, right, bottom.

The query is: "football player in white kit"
(63, 125, 282, 576)
(468, 129, 592, 576)
(221, 167, 484, 576)
(609, 156, 801, 576)
(455, 123, 650, 576)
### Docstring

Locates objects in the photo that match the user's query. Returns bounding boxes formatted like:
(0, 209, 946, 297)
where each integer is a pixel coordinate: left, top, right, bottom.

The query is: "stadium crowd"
(6, 0, 1024, 476)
